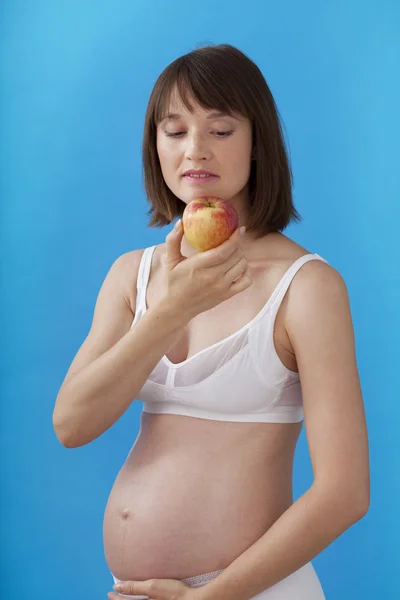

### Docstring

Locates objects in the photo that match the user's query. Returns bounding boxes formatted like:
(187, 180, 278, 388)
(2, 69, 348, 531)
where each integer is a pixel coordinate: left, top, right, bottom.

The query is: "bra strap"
(135, 245, 156, 310)
(269, 254, 329, 314)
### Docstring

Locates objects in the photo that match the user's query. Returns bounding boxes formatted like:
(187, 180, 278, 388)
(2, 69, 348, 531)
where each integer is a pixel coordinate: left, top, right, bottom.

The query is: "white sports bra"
(131, 245, 329, 423)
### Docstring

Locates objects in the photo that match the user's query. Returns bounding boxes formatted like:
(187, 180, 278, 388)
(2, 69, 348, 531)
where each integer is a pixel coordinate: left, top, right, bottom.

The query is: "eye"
(164, 132, 184, 138)
(165, 130, 234, 138)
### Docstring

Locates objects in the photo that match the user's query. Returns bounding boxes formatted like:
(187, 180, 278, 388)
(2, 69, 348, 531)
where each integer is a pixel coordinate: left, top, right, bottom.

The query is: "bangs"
(152, 58, 251, 126)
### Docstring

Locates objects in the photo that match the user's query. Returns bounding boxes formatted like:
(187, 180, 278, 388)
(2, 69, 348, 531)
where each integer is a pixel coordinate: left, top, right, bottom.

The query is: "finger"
(229, 269, 252, 294)
(195, 227, 242, 268)
(165, 220, 185, 267)
(225, 255, 248, 281)
(114, 577, 189, 599)
(114, 579, 153, 597)
(109, 591, 148, 600)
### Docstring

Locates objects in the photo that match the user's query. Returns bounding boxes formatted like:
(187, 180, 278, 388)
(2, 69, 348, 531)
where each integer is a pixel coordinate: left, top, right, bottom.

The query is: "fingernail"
(114, 583, 122, 591)
(239, 226, 246, 236)
(175, 219, 181, 231)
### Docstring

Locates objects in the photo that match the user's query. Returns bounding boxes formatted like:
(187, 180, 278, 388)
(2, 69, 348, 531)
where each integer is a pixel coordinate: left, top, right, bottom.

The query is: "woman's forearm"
(195, 482, 368, 600)
(53, 299, 189, 448)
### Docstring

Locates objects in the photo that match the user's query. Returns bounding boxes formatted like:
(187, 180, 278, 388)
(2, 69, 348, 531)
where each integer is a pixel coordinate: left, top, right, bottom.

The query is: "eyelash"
(165, 131, 234, 138)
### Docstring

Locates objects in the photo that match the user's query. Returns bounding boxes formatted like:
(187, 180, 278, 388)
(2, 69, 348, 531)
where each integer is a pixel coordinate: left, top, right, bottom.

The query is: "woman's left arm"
(195, 261, 370, 600)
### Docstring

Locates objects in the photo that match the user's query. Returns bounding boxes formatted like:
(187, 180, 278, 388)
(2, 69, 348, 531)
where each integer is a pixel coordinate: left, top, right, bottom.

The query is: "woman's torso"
(103, 233, 313, 581)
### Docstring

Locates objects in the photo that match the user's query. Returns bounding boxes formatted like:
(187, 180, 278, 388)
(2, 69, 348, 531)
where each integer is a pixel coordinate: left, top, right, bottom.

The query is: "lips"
(183, 169, 218, 177)
(183, 172, 219, 185)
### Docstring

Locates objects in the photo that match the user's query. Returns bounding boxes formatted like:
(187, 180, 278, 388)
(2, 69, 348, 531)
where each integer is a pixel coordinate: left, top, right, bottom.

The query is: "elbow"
(352, 493, 370, 521)
(52, 413, 96, 448)
(53, 419, 77, 448)
(53, 393, 75, 447)
(348, 478, 371, 521)
(53, 392, 87, 448)
(52, 410, 81, 449)
(315, 479, 370, 523)
(53, 426, 88, 448)
(330, 492, 369, 525)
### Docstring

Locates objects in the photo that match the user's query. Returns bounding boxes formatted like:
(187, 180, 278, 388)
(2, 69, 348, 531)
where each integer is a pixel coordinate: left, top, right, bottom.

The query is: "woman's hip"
(111, 561, 325, 600)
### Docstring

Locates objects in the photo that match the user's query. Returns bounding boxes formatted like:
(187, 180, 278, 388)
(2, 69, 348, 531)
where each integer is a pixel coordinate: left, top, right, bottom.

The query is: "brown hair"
(142, 43, 302, 238)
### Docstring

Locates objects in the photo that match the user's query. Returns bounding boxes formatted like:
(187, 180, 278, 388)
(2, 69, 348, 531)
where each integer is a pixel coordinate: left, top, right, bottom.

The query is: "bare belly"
(103, 411, 302, 581)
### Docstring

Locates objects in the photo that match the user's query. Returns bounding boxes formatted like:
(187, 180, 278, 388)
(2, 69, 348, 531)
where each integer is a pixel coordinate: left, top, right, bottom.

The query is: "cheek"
(156, 136, 167, 161)
(225, 145, 252, 175)
(157, 138, 180, 166)
(223, 131, 252, 166)
(156, 143, 173, 177)
(156, 142, 182, 189)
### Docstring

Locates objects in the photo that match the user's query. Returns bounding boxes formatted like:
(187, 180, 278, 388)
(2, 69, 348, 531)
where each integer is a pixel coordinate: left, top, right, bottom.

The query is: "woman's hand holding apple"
(161, 208, 251, 322)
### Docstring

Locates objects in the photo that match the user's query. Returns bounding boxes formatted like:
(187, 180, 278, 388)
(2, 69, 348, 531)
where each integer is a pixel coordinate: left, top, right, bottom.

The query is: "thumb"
(165, 219, 185, 269)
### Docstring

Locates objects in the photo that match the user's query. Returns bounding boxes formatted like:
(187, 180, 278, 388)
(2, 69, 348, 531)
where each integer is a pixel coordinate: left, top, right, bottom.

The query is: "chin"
(177, 194, 198, 205)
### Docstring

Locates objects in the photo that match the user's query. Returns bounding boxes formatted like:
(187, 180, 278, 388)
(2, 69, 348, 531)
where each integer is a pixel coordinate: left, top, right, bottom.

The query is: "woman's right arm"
(53, 221, 250, 449)
(52, 250, 189, 449)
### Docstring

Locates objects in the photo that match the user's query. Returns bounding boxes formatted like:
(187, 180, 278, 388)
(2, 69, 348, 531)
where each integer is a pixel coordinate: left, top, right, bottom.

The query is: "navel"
(121, 508, 130, 520)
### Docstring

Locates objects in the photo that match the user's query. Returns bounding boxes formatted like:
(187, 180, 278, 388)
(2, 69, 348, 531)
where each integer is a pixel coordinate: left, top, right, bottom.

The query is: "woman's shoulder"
(118, 242, 166, 304)
(264, 232, 312, 260)
(268, 232, 332, 272)
(272, 235, 344, 319)
(114, 247, 150, 312)
(259, 234, 339, 309)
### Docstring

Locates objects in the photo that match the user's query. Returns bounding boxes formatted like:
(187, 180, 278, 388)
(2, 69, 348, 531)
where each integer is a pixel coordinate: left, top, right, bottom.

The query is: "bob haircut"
(142, 43, 302, 239)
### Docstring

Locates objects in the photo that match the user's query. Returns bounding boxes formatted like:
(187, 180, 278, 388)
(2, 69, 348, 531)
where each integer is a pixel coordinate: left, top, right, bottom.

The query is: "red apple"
(182, 197, 239, 252)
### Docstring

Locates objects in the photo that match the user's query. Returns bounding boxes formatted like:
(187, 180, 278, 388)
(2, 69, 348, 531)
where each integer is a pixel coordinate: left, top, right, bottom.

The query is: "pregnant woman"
(53, 44, 369, 600)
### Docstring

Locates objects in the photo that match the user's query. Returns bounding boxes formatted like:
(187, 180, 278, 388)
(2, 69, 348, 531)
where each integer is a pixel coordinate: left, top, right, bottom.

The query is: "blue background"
(1, 1, 399, 598)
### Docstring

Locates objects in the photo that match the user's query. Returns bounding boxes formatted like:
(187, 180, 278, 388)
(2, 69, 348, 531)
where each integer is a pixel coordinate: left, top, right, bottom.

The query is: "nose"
(184, 131, 212, 161)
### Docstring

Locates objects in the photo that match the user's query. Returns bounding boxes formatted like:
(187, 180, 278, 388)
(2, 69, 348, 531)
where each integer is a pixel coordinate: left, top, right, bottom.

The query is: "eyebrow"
(160, 111, 242, 123)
